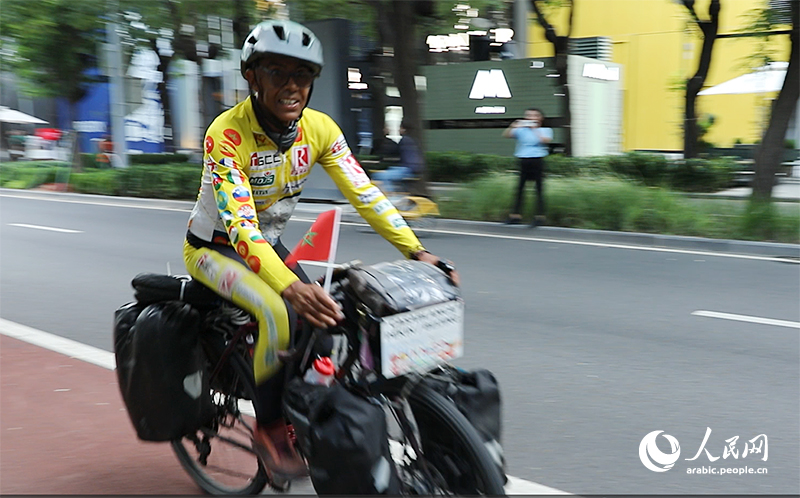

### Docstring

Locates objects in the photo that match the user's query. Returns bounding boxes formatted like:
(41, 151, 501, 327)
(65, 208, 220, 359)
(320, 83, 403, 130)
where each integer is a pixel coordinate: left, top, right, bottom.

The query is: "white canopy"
(699, 62, 788, 96)
(0, 106, 48, 124)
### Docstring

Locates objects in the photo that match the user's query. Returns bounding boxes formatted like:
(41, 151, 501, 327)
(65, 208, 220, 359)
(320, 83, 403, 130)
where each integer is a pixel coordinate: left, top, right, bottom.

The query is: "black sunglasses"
(256, 66, 318, 88)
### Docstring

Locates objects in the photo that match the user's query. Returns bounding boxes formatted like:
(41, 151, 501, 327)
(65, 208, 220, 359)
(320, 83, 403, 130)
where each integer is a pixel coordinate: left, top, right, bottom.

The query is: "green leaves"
(0, 0, 106, 103)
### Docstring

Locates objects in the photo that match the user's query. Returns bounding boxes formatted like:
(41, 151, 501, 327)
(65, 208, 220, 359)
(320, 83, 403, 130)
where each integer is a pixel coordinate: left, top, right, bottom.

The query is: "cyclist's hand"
(415, 251, 461, 287)
(282, 281, 343, 328)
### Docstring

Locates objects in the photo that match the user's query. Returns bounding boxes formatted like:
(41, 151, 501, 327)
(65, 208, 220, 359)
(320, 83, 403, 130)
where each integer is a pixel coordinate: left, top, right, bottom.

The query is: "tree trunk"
(69, 100, 82, 173)
(683, 0, 720, 159)
(232, 0, 251, 49)
(389, 0, 429, 196)
(530, 0, 573, 156)
(150, 38, 174, 152)
(752, 1, 799, 199)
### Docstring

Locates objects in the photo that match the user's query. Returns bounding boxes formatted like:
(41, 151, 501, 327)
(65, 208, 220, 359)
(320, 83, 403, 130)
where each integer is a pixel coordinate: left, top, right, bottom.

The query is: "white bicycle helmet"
(240, 20, 324, 78)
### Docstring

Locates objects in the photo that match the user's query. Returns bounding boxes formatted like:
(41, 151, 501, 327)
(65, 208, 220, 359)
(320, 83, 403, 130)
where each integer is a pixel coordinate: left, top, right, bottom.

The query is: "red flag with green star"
(284, 207, 341, 270)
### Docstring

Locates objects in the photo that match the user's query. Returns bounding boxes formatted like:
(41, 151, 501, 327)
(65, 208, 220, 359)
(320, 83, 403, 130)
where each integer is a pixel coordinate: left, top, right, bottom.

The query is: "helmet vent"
(273, 24, 286, 40)
(247, 35, 257, 45)
(302, 32, 311, 46)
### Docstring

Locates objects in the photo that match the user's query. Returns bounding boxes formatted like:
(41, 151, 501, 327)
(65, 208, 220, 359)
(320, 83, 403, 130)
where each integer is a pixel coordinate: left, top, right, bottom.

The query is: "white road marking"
(3, 190, 797, 263)
(8, 223, 82, 233)
(0, 192, 192, 213)
(0, 317, 571, 496)
(692, 310, 800, 329)
(0, 318, 116, 370)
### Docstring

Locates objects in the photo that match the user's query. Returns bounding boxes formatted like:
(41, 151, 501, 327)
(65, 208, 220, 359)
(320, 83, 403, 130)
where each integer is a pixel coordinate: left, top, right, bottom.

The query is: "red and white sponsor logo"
(205, 136, 214, 154)
(338, 152, 370, 187)
(218, 269, 240, 298)
(329, 134, 348, 156)
(292, 145, 310, 176)
(223, 128, 242, 146)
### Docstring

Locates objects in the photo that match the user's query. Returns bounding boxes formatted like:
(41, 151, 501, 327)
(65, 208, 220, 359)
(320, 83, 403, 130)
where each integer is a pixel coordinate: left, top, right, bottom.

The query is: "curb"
(3, 188, 798, 259)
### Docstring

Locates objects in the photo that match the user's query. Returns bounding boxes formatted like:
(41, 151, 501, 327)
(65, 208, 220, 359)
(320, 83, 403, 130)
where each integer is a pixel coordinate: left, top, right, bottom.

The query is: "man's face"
(525, 110, 543, 124)
(246, 54, 316, 125)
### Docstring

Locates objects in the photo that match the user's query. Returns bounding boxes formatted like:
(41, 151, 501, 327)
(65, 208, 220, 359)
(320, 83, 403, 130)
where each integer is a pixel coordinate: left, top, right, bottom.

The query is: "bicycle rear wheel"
(385, 381, 506, 496)
(171, 339, 268, 495)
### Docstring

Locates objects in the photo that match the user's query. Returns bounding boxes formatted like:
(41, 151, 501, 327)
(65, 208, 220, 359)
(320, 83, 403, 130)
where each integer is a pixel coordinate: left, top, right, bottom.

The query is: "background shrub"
(129, 153, 192, 165)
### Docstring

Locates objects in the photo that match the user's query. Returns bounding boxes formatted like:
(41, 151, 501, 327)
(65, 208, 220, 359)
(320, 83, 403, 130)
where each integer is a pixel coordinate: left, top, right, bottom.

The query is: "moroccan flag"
(285, 207, 342, 270)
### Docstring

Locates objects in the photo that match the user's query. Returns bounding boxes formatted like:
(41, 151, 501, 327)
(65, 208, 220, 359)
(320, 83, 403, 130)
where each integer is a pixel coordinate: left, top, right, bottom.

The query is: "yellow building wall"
(525, 0, 791, 151)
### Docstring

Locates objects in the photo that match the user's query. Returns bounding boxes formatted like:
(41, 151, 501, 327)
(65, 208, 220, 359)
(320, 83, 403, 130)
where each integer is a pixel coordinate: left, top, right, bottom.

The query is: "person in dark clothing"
(373, 120, 423, 193)
(502, 108, 553, 226)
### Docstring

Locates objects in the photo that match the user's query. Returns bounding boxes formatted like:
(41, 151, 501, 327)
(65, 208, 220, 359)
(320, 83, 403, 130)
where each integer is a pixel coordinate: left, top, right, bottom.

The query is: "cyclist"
(182, 19, 459, 481)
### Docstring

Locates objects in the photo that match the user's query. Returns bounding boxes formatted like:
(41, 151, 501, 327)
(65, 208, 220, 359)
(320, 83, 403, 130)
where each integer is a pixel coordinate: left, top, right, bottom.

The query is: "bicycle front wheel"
(385, 381, 507, 496)
(171, 341, 268, 495)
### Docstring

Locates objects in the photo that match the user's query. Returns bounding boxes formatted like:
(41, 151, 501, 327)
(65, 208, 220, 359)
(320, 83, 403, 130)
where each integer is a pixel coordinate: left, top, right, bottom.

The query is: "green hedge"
(437, 173, 799, 243)
(426, 151, 515, 182)
(63, 162, 202, 199)
(0, 161, 70, 188)
(425, 151, 738, 193)
(129, 153, 192, 164)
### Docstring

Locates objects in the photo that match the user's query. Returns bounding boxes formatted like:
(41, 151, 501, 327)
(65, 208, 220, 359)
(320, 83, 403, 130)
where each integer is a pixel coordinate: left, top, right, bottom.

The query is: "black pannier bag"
(283, 378, 400, 495)
(423, 366, 507, 483)
(113, 300, 215, 441)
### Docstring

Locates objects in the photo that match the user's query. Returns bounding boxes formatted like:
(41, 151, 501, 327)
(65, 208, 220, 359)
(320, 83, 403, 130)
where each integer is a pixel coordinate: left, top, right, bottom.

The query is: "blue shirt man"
(502, 108, 553, 225)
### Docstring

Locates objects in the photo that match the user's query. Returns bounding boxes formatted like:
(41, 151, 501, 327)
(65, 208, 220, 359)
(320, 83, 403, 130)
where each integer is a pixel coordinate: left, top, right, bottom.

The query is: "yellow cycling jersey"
(187, 97, 426, 294)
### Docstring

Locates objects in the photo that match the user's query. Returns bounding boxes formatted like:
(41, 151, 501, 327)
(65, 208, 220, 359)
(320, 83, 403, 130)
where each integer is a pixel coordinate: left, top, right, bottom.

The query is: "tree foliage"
(0, 0, 106, 105)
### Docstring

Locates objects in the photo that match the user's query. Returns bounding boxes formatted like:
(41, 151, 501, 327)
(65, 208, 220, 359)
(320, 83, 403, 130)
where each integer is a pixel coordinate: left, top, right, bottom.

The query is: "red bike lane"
(0, 334, 200, 495)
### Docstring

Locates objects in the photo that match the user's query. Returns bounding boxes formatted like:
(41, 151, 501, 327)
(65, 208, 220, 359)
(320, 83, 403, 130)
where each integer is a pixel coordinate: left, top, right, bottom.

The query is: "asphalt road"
(1, 189, 798, 495)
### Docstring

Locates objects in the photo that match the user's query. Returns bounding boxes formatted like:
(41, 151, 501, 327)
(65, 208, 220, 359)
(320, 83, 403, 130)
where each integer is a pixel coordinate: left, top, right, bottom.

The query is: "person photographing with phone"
(502, 108, 553, 226)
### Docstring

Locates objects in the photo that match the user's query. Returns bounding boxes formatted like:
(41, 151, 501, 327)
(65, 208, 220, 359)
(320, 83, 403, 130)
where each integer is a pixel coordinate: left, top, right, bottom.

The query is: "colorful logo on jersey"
(254, 133, 270, 146)
(250, 233, 267, 244)
(338, 152, 370, 187)
(358, 187, 383, 204)
(228, 225, 239, 243)
(295, 126, 303, 143)
(205, 136, 214, 154)
(223, 128, 242, 146)
(219, 141, 236, 158)
(388, 213, 409, 229)
(211, 173, 223, 190)
(237, 205, 255, 219)
(330, 134, 348, 155)
(216, 191, 229, 210)
(239, 220, 255, 229)
(247, 255, 261, 273)
(226, 168, 245, 185)
(219, 157, 235, 169)
(236, 241, 249, 258)
(232, 186, 251, 203)
(250, 174, 275, 186)
(292, 145, 310, 175)
(250, 151, 281, 168)
(220, 210, 234, 226)
(373, 199, 393, 215)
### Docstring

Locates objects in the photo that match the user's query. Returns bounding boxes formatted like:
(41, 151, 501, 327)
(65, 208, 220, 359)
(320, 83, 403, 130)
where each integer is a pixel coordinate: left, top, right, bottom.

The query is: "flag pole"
(322, 207, 342, 294)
